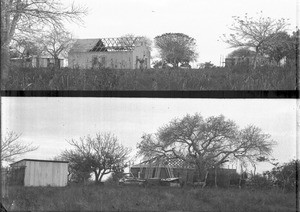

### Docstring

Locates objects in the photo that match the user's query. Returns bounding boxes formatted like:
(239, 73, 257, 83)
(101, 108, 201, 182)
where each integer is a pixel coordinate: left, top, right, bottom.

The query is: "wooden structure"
(9, 159, 69, 187)
(131, 157, 237, 187)
(68, 37, 151, 69)
(130, 158, 195, 184)
(11, 55, 65, 68)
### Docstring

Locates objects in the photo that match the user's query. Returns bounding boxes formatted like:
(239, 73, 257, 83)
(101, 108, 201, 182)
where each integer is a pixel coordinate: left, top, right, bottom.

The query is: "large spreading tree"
(1, 0, 87, 80)
(154, 33, 198, 68)
(137, 113, 276, 183)
(223, 13, 288, 68)
(59, 132, 131, 183)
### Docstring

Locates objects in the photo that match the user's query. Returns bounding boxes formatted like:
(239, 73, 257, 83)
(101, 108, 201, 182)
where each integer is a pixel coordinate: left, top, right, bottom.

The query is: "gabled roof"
(69, 39, 100, 53)
(69, 37, 144, 53)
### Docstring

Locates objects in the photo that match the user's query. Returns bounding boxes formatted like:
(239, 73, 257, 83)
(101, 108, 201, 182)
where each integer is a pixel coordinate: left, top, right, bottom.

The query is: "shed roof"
(69, 37, 144, 53)
(10, 159, 69, 166)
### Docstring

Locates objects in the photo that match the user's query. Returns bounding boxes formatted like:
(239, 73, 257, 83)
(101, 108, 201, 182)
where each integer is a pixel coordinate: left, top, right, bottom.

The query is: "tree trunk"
(94, 170, 100, 182)
(214, 168, 218, 188)
(54, 55, 60, 69)
(1, 43, 10, 82)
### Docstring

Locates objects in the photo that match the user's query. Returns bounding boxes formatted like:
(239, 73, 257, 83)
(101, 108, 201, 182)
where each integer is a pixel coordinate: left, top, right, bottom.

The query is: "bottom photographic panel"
(1, 97, 298, 211)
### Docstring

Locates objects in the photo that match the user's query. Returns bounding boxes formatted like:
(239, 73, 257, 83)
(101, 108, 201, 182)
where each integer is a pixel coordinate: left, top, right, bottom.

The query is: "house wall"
(132, 45, 151, 69)
(68, 51, 133, 69)
(19, 161, 68, 187)
(68, 45, 150, 69)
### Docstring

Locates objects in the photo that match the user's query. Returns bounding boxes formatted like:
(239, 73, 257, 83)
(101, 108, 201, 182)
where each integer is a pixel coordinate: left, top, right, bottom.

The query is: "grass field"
(2, 185, 297, 211)
(1, 65, 297, 90)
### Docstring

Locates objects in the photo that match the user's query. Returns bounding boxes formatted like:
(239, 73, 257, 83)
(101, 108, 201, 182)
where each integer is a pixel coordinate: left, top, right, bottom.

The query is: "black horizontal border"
(1, 90, 299, 98)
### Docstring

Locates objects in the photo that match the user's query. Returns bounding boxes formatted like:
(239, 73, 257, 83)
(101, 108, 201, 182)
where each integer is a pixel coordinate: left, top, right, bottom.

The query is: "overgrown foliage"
(3, 185, 296, 211)
(2, 65, 297, 90)
(263, 159, 299, 192)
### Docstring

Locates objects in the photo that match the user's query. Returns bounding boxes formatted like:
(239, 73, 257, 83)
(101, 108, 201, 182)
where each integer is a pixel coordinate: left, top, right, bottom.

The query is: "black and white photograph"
(1, 97, 298, 211)
(1, 0, 298, 90)
(1, 0, 299, 211)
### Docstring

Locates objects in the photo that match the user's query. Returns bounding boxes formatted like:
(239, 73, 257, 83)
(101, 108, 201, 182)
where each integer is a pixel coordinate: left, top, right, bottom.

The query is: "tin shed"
(10, 159, 69, 187)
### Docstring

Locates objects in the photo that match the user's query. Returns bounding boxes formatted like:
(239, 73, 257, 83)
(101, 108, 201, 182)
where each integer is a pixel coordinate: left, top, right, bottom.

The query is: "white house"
(68, 37, 151, 69)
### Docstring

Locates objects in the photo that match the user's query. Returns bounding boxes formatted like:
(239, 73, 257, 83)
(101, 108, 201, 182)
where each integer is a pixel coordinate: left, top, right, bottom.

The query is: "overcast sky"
(63, 0, 298, 66)
(1, 97, 298, 173)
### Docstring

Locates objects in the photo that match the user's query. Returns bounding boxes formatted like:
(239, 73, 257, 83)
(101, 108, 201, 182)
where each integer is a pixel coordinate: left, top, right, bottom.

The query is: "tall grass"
(2, 185, 297, 211)
(1, 65, 297, 90)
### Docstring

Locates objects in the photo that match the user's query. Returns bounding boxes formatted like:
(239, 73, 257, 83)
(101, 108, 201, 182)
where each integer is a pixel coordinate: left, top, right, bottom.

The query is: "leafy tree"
(1, 131, 38, 163)
(264, 159, 299, 191)
(154, 33, 198, 68)
(223, 13, 288, 68)
(60, 132, 131, 183)
(262, 31, 293, 65)
(137, 113, 276, 184)
(1, 0, 87, 80)
(228, 47, 256, 58)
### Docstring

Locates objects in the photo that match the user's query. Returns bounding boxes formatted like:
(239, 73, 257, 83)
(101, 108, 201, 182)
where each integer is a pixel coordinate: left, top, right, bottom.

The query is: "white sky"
(63, 0, 299, 66)
(1, 97, 298, 174)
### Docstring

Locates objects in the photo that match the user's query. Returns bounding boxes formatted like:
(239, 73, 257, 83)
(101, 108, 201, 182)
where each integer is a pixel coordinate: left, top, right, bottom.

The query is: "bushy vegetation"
(3, 185, 296, 211)
(2, 65, 297, 90)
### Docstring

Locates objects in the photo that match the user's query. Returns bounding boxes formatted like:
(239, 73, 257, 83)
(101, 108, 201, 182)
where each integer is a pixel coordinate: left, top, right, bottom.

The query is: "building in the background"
(68, 37, 151, 69)
(130, 157, 237, 186)
(11, 55, 65, 68)
(9, 159, 69, 187)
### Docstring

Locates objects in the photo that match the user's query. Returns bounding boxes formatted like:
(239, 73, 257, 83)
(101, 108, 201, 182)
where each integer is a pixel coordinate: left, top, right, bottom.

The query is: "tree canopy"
(154, 33, 198, 68)
(59, 132, 131, 183)
(137, 113, 276, 180)
(228, 47, 256, 58)
(223, 13, 288, 68)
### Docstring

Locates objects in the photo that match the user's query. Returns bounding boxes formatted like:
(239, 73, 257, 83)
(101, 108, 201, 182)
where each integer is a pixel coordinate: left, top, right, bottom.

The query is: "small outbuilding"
(9, 159, 69, 187)
(68, 37, 151, 69)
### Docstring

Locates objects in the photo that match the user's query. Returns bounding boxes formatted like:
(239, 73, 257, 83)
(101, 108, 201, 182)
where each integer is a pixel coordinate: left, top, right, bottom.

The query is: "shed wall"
(24, 161, 68, 187)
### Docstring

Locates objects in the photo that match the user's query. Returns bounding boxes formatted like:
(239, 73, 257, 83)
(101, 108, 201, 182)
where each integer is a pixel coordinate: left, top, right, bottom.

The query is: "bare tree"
(38, 25, 74, 68)
(61, 132, 131, 183)
(1, 131, 38, 163)
(223, 12, 288, 68)
(1, 0, 87, 80)
(137, 113, 276, 184)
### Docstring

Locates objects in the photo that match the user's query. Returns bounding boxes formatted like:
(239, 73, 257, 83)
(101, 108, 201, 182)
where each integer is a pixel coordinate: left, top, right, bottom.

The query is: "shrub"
(247, 174, 273, 190)
(1, 66, 297, 90)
